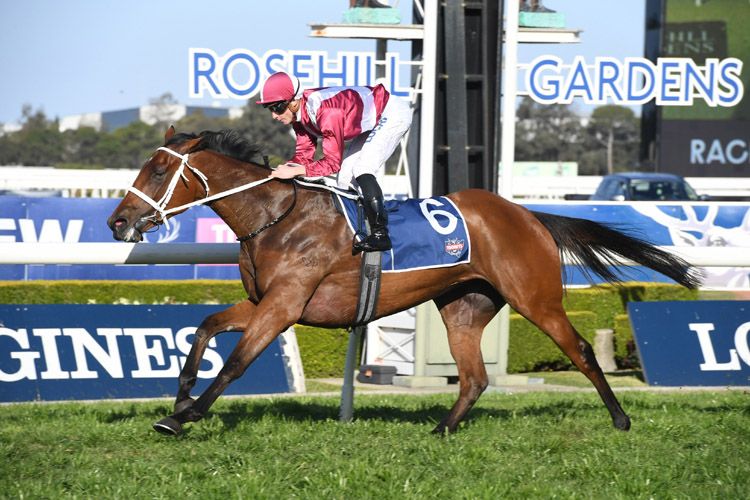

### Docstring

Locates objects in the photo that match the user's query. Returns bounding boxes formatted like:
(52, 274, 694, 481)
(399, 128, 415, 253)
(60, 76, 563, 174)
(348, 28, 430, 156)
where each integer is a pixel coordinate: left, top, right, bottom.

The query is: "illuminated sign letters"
(525, 55, 744, 107)
(189, 48, 412, 100)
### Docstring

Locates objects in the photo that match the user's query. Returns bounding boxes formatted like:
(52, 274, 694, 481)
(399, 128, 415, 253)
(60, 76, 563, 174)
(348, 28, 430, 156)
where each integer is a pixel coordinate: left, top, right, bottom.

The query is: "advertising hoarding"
(0, 304, 301, 402)
(2, 196, 749, 287)
(629, 300, 750, 386)
(647, 0, 750, 177)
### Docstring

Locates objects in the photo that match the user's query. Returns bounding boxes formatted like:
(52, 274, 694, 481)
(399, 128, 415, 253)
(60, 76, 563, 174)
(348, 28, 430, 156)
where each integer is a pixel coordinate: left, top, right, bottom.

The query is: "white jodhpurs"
(337, 95, 412, 190)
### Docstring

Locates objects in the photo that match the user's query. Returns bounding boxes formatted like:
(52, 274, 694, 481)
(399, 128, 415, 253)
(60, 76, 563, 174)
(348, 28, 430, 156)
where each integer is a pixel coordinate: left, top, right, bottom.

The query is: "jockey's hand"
(269, 163, 306, 179)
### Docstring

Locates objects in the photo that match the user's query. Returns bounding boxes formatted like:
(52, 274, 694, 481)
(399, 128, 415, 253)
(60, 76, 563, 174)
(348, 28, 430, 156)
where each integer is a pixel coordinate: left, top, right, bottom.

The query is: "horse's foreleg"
(174, 300, 256, 414)
(432, 285, 501, 436)
(532, 303, 631, 431)
(154, 296, 303, 435)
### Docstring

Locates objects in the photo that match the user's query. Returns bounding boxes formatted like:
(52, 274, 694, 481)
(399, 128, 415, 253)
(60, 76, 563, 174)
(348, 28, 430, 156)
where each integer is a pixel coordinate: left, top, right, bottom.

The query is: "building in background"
(59, 104, 244, 132)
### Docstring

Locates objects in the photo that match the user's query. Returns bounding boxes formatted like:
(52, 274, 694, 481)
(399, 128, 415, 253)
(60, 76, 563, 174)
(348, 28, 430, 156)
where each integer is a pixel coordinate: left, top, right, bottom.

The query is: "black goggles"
(263, 101, 289, 114)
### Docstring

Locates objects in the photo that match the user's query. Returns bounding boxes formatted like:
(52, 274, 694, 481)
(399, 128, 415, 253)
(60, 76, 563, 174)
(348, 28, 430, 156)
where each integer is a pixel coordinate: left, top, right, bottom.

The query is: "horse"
(108, 127, 701, 436)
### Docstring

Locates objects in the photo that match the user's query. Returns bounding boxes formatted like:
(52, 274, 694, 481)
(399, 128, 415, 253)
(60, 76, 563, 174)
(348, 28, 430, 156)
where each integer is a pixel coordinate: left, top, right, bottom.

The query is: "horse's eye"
(153, 169, 167, 179)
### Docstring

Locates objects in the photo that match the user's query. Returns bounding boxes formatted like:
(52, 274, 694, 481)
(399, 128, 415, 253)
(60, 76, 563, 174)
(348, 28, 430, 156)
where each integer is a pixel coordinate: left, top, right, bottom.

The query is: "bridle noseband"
(128, 147, 211, 230)
(127, 146, 296, 240)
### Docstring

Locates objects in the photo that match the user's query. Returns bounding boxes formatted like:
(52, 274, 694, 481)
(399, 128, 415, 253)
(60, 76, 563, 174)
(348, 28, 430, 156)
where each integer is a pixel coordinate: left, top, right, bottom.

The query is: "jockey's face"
(267, 100, 297, 125)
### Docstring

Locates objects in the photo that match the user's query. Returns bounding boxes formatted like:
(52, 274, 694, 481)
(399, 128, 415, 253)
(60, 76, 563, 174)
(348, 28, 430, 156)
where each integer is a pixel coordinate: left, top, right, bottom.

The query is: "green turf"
(2, 390, 748, 499)
(526, 370, 648, 388)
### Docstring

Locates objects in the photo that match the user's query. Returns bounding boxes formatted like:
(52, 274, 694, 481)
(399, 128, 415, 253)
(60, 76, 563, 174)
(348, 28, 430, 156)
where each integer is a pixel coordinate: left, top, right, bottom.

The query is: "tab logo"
(0, 218, 83, 243)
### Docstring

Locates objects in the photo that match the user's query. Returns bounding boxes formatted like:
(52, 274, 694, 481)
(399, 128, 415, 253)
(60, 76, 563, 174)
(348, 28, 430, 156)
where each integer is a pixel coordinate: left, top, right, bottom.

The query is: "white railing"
(0, 167, 413, 199)
(507, 176, 750, 200)
(0, 243, 239, 264)
(508, 176, 601, 199)
(0, 242, 748, 267)
(0, 167, 137, 198)
(4, 166, 750, 200)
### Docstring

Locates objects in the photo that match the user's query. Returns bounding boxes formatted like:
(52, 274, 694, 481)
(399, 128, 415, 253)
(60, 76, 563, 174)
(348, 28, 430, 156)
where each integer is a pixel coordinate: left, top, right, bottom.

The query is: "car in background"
(589, 172, 708, 201)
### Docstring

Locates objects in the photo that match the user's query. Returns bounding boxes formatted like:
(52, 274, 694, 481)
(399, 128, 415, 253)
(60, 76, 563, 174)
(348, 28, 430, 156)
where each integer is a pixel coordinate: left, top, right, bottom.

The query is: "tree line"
(0, 97, 640, 175)
(0, 101, 296, 170)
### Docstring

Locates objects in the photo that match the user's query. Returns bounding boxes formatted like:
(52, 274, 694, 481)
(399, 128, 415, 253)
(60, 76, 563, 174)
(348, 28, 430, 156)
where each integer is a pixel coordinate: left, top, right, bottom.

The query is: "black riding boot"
(353, 174, 392, 253)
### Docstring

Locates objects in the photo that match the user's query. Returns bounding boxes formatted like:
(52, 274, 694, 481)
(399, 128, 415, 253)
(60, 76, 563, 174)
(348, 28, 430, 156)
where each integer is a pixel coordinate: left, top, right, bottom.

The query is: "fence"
(4, 166, 750, 200)
(1, 242, 749, 267)
(0, 167, 412, 199)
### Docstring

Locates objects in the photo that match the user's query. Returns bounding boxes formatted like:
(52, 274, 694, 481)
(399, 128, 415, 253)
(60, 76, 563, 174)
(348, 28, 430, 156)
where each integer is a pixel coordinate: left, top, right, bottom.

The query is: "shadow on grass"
(202, 396, 611, 434)
(607, 370, 645, 382)
(194, 388, 750, 435)
(99, 402, 176, 423)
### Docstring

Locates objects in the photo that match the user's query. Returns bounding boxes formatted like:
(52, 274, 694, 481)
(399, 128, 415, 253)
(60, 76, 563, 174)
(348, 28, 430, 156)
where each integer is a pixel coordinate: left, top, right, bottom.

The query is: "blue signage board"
(628, 301, 750, 386)
(0, 196, 241, 281)
(0, 305, 299, 402)
(2, 196, 750, 287)
(524, 203, 750, 288)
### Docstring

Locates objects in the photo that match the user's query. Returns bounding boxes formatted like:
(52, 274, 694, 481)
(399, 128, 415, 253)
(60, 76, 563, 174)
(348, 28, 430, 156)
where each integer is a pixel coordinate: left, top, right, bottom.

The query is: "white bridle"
(127, 146, 273, 230)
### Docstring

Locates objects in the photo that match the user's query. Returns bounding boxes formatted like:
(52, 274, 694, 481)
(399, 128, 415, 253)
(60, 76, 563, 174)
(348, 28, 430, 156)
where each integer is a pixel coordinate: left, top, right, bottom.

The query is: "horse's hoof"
(614, 415, 631, 431)
(153, 417, 182, 436)
(174, 398, 195, 414)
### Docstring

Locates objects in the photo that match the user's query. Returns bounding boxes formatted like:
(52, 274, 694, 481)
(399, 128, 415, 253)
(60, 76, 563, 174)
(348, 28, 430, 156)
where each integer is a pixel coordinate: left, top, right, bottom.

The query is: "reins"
(237, 181, 298, 242)
(128, 147, 293, 240)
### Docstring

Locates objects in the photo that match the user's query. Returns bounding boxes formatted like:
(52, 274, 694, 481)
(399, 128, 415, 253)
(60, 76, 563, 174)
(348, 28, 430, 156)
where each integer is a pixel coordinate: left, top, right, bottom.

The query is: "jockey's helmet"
(256, 72, 301, 104)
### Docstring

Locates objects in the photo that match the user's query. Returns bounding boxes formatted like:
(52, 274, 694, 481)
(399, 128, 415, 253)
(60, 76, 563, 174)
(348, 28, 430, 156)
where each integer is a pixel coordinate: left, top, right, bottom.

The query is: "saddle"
(295, 181, 472, 323)
(330, 191, 471, 273)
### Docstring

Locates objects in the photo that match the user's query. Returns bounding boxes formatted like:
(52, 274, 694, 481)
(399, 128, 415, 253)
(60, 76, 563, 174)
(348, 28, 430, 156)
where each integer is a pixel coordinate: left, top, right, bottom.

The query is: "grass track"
(2, 390, 749, 499)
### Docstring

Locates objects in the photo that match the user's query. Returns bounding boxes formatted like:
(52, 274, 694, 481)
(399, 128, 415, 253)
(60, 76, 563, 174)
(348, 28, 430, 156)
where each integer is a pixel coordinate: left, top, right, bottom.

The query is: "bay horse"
(108, 127, 700, 436)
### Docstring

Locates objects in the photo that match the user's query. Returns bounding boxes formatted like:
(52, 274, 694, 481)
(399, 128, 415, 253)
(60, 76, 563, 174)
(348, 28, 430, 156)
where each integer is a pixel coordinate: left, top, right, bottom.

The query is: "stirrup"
(353, 232, 392, 254)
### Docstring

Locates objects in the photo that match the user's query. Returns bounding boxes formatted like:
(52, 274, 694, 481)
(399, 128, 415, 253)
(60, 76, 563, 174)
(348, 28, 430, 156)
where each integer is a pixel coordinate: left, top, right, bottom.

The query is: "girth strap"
(353, 249, 382, 326)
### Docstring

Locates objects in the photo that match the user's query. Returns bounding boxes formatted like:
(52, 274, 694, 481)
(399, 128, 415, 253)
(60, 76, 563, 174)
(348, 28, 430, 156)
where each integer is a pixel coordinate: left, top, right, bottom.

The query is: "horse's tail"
(531, 211, 702, 289)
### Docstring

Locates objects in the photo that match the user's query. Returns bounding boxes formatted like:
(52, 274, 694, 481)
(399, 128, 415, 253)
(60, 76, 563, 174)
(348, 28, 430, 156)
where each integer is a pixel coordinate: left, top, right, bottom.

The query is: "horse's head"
(108, 127, 207, 242)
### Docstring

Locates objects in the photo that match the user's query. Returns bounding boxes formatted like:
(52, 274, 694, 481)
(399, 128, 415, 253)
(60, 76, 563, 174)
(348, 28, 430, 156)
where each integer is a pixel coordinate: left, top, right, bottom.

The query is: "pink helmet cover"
(256, 72, 300, 104)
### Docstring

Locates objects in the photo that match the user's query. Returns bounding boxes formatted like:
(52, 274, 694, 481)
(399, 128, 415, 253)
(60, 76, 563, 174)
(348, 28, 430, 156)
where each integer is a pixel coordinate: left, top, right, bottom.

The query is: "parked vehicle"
(589, 172, 708, 201)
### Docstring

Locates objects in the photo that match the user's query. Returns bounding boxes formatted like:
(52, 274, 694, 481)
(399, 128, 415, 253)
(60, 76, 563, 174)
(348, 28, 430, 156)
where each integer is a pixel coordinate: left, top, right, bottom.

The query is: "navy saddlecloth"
(338, 194, 471, 272)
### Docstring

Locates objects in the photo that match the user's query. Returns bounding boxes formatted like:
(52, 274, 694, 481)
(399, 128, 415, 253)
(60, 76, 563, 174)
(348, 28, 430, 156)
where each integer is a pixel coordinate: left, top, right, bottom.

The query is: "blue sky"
(0, 0, 645, 125)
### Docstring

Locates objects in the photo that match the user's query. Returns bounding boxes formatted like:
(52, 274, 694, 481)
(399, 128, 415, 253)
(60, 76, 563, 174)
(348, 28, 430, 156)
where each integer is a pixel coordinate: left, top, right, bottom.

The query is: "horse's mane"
(165, 129, 331, 188)
(167, 130, 269, 168)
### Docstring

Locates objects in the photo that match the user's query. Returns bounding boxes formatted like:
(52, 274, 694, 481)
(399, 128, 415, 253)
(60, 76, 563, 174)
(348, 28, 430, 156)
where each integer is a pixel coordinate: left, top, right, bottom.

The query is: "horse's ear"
(165, 126, 176, 143)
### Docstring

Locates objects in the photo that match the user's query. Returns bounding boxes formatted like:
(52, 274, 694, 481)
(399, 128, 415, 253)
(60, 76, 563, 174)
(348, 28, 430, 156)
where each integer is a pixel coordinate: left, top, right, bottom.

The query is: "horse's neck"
(201, 154, 269, 191)
(201, 157, 291, 237)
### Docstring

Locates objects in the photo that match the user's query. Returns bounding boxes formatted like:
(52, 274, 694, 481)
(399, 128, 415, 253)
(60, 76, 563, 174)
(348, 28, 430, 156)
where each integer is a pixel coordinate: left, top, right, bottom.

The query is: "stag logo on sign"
(632, 205, 750, 288)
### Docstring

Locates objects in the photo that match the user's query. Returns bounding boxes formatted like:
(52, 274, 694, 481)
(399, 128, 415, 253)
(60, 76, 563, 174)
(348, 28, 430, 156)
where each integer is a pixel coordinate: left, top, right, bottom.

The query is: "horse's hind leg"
(522, 301, 631, 431)
(481, 211, 631, 431)
(174, 300, 256, 414)
(432, 280, 503, 436)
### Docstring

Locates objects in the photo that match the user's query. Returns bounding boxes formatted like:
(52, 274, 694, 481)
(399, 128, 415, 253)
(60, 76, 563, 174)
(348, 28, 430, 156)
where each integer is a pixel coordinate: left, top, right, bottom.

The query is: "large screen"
(648, 0, 750, 177)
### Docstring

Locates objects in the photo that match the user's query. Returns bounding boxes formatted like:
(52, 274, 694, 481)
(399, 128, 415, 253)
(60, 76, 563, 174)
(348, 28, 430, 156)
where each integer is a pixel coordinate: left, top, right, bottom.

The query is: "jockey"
(256, 71, 412, 254)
